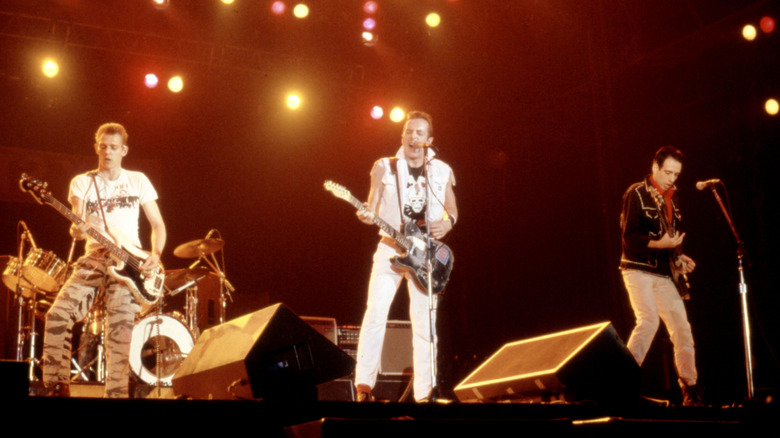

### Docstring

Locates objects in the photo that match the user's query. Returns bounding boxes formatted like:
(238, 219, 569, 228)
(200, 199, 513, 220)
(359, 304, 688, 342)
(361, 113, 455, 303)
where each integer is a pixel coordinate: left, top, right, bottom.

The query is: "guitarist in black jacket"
(41, 123, 166, 398)
(353, 111, 458, 402)
(619, 146, 702, 406)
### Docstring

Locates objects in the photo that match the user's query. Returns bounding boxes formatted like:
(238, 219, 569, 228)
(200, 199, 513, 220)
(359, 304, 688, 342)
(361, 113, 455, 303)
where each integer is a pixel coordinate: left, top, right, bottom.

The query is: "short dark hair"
(405, 111, 433, 136)
(95, 122, 128, 146)
(653, 145, 684, 167)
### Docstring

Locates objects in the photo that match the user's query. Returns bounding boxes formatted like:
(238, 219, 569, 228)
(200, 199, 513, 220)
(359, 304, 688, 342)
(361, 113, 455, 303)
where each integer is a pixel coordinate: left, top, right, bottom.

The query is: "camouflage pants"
(42, 251, 140, 398)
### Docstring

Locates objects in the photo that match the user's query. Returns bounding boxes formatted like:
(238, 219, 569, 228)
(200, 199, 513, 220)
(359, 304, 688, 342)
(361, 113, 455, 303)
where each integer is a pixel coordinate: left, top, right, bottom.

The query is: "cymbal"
(164, 267, 211, 289)
(173, 238, 224, 258)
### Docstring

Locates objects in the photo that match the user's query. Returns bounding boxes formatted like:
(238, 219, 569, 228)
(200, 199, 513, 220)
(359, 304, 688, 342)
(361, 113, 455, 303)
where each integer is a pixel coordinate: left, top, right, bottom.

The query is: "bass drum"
(129, 313, 194, 386)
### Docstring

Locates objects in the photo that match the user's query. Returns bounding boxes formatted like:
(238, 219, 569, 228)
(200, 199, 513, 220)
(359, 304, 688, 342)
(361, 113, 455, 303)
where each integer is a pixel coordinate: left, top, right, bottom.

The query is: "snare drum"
(2, 256, 36, 298)
(129, 313, 194, 386)
(22, 248, 67, 292)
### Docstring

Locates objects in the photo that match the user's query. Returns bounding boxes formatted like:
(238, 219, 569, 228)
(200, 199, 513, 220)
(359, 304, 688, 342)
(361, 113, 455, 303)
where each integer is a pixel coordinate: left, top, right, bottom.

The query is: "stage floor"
(7, 382, 777, 437)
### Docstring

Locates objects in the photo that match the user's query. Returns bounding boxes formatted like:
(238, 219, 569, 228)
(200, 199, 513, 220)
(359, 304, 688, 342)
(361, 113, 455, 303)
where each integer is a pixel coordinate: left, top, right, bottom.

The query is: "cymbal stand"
(198, 230, 234, 325)
(13, 222, 42, 381)
(186, 285, 200, 339)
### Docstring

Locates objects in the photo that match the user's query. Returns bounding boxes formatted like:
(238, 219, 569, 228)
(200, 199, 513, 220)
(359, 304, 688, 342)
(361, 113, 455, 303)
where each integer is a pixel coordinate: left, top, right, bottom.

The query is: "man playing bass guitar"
(42, 122, 166, 398)
(619, 146, 702, 406)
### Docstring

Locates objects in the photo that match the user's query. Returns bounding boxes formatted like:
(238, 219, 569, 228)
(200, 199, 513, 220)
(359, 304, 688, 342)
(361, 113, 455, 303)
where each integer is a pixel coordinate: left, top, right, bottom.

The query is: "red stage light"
(760, 16, 775, 33)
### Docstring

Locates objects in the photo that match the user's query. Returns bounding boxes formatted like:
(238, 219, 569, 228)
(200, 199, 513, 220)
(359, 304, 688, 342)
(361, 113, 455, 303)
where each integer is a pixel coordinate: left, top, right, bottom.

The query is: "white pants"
(622, 269, 697, 386)
(355, 241, 438, 401)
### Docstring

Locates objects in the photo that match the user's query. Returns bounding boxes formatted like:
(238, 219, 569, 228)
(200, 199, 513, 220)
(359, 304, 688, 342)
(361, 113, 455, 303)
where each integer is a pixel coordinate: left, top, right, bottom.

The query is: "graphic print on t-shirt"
(85, 182, 140, 215)
(403, 166, 427, 222)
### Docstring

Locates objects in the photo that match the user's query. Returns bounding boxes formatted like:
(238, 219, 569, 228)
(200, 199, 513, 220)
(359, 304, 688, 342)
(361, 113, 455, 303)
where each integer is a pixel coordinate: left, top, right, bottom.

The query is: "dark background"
(1, 1, 778, 403)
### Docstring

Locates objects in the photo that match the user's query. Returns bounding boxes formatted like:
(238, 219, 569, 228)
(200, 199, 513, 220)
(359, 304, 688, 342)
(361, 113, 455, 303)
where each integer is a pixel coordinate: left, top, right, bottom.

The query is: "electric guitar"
(19, 173, 165, 305)
(324, 180, 453, 294)
(648, 185, 691, 300)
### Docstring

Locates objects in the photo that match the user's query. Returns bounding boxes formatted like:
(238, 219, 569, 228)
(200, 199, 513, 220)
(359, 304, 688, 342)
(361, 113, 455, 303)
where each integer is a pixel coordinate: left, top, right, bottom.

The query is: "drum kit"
(2, 225, 235, 389)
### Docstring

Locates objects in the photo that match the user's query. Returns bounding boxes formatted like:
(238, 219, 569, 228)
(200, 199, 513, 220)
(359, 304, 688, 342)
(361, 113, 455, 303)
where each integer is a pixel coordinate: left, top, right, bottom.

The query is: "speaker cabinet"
(379, 320, 413, 375)
(172, 303, 355, 400)
(454, 321, 640, 405)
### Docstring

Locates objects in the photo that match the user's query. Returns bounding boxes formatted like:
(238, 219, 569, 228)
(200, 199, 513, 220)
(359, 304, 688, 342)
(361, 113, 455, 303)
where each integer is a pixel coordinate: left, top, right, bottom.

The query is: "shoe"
(356, 384, 375, 402)
(680, 381, 704, 407)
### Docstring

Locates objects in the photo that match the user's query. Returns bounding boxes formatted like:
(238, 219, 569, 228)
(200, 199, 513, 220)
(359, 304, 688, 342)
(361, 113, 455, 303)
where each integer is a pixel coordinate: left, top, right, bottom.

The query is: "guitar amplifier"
(337, 325, 360, 361)
(301, 316, 338, 345)
(379, 320, 413, 375)
(336, 321, 413, 376)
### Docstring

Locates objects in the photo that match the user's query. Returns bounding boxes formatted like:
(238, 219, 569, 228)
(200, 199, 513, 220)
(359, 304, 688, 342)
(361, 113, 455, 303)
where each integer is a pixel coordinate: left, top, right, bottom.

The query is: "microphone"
(414, 142, 436, 148)
(696, 179, 721, 191)
(20, 220, 38, 249)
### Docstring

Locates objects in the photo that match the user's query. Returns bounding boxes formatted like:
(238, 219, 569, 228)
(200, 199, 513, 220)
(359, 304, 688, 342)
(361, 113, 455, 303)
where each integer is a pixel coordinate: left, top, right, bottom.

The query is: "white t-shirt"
(70, 169, 158, 253)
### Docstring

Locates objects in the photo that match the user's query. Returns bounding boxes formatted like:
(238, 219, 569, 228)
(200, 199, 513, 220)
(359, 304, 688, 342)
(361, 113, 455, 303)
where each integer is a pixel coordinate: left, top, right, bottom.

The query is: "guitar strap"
(389, 157, 405, 226)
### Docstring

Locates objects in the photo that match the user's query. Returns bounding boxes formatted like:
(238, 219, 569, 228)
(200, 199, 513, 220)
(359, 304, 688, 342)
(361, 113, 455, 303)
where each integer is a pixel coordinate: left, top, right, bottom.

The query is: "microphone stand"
(421, 148, 439, 401)
(703, 183, 755, 400)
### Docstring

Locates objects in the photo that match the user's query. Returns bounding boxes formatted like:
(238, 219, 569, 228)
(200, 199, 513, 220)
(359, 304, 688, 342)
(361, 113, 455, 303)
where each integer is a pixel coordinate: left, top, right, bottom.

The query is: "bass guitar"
(324, 180, 453, 294)
(19, 173, 165, 305)
(648, 185, 691, 300)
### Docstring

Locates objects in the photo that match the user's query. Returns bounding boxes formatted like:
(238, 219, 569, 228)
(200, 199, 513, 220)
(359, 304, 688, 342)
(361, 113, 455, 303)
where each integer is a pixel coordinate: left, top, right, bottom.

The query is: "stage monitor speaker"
(172, 303, 355, 400)
(454, 321, 640, 405)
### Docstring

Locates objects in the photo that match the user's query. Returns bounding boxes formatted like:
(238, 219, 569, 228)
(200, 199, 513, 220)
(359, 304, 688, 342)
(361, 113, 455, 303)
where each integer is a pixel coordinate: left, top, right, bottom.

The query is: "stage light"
(389, 107, 405, 123)
(293, 4, 309, 18)
(286, 94, 301, 110)
(168, 76, 183, 93)
(426, 12, 441, 28)
(363, 1, 378, 15)
(362, 31, 377, 46)
(144, 73, 159, 88)
(363, 17, 376, 31)
(271, 1, 286, 15)
(152, 0, 169, 10)
(41, 59, 59, 78)
(221, 0, 235, 4)
(760, 16, 775, 33)
(742, 24, 757, 40)
(766, 98, 779, 116)
(370, 106, 383, 120)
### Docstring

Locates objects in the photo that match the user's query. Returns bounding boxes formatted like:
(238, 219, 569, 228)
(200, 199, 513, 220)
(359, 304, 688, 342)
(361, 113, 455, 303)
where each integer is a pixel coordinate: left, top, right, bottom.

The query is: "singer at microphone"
(353, 110, 458, 403)
(695, 179, 720, 191)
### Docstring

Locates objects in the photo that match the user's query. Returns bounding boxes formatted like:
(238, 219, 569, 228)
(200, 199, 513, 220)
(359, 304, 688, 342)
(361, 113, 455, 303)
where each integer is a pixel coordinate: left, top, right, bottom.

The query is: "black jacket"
(619, 177, 682, 278)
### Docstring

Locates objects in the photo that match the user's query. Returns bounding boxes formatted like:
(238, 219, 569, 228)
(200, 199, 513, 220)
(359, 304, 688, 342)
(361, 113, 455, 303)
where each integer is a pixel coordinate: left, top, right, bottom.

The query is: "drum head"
(129, 314, 194, 386)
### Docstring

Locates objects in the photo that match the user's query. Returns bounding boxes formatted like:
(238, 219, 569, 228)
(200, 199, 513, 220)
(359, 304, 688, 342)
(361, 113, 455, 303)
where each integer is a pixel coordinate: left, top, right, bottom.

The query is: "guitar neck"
(345, 194, 411, 249)
(42, 193, 134, 265)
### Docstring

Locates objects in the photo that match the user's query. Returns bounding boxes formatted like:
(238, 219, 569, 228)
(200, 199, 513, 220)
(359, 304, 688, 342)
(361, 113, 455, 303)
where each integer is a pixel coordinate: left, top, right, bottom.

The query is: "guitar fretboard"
(343, 193, 412, 250)
(42, 192, 142, 271)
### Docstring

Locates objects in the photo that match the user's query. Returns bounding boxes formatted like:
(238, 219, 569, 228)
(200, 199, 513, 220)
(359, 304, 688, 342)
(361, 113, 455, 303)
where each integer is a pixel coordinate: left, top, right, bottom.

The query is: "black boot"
(680, 380, 704, 407)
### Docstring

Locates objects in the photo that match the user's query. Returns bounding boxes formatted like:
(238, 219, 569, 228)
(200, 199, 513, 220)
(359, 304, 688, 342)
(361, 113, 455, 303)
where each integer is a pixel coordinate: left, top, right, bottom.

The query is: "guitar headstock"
(323, 180, 353, 201)
(19, 173, 50, 205)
